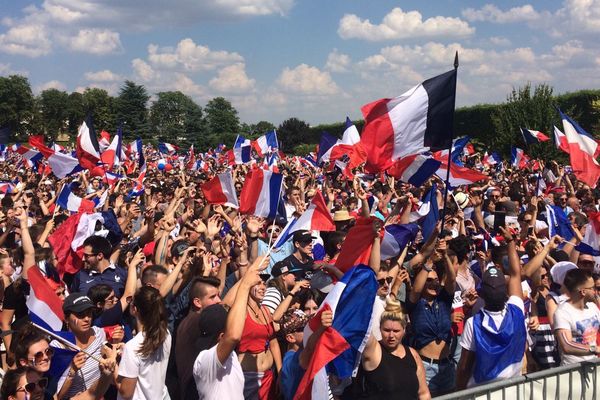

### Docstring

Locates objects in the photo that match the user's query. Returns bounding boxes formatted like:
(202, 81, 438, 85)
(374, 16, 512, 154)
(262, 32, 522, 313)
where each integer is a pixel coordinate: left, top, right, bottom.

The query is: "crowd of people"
(0, 139, 599, 400)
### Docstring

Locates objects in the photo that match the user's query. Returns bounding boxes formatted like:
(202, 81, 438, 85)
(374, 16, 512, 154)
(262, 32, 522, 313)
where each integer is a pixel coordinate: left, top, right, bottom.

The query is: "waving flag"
(317, 132, 338, 164)
(521, 128, 550, 145)
(288, 191, 335, 233)
(335, 217, 377, 273)
(57, 184, 97, 213)
(0, 181, 15, 194)
(15, 144, 44, 166)
(435, 161, 488, 187)
(100, 125, 124, 168)
(421, 184, 439, 241)
(329, 117, 367, 173)
(559, 109, 600, 187)
(99, 130, 111, 151)
(33, 141, 83, 179)
(546, 204, 574, 242)
(433, 136, 471, 166)
(577, 213, 600, 268)
(158, 142, 178, 154)
(482, 152, 501, 166)
(381, 223, 419, 260)
(360, 68, 457, 172)
(253, 130, 278, 157)
(388, 154, 441, 187)
(239, 169, 283, 219)
(295, 265, 377, 400)
(76, 116, 101, 170)
(26, 265, 65, 331)
(201, 172, 239, 208)
(510, 147, 529, 169)
(552, 126, 570, 153)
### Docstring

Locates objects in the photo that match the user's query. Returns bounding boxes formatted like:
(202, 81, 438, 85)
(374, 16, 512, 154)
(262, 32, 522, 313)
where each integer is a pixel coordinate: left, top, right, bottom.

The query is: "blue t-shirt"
(71, 264, 127, 297)
(280, 350, 305, 400)
(406, 289, 453, 350)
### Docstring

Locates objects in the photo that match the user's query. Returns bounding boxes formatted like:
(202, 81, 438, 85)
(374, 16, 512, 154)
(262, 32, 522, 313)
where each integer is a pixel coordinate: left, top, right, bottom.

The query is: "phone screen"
(493, 211, 506, 233)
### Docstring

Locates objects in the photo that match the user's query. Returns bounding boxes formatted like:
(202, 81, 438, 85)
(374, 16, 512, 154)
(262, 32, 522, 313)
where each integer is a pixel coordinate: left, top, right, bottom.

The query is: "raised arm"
(499, 226, 522, 298)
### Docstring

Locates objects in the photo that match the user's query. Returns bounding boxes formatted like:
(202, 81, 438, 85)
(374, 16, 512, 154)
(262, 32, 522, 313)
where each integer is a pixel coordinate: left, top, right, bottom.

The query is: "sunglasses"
(541, 274, 548, 279)
(30, 347, 54, 364)
(17, 377, 48, 394)
(377, 277, 393, 286)
(426, 278, 440, 284)
(267, 228, 281, 235)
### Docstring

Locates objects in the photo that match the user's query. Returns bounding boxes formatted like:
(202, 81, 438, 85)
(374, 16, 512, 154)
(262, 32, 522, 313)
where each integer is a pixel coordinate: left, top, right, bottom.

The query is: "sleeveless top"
(361, 343, 419, 400)
(238, 307, 275, 354)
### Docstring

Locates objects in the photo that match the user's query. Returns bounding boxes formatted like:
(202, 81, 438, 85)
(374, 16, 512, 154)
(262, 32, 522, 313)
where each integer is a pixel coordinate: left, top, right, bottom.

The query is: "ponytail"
(133, 286, 168, 358)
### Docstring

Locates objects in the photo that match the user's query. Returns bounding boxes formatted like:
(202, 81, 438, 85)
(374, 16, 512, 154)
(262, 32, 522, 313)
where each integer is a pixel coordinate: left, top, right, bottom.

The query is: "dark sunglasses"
(18, 377, 48, 394)
(31, 347, 54, 363)
(377, 277, 393, 286)
(541, 274, 548, 279)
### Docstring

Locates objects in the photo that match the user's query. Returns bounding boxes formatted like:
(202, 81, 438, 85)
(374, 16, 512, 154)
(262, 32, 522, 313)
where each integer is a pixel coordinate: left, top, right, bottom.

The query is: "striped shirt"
(262, 287, 284, 314)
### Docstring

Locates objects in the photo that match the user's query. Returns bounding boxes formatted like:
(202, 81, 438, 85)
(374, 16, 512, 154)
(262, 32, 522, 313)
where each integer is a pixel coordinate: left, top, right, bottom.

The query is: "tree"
(0, 75, 35, 141)
(278, 117, 310, 151)
(66, 92, 86, 136)
(38, 89, 69, 139)
(204, 97, 240, 135)
(150, 91, 204, 146)
(246, 120, 276, 138)
(82, 88, 115, 133)
(115, 81, 150, 139)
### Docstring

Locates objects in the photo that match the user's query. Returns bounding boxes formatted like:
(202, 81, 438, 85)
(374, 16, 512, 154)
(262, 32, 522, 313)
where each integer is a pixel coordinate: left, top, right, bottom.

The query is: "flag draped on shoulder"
(295, 264, 377, 400)
(201, 172, 239, 208)
(239, 169, 283, 219)
(360, 69, 457, 173)
(558, 109, 600, 187)
(76, 116, 101, 170)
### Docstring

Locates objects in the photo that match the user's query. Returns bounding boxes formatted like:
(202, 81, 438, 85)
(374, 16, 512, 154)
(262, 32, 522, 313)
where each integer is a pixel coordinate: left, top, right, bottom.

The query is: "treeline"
(1, 75, 599, 157)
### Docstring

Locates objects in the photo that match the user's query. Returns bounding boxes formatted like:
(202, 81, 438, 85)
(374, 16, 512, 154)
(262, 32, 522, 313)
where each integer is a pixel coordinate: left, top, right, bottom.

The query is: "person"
(192, 256, 269, 400)
(261, 259, 305, 314)
(283, 231, 315, 281)
(116, 286, 172, 399)
(456, 227, 527, 389)
(553, 268, 600, 365)
(359, 298, 430, 400)
(1, 366, 47, 400)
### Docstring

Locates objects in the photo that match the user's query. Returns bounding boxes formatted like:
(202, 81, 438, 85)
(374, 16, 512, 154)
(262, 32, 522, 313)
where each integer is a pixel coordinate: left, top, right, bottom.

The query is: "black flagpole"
(439, 51, 459, 236)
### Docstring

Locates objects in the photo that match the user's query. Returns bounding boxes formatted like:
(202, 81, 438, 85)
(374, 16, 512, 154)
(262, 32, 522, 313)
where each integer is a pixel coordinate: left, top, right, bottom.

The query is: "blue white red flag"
(559, 109, 600, 187)
(239, 169, 283, 219)
(435, 161, 488, 187)
(510, 147, 529, 169)
(201, 172, 239, 208)
(388, 154, 440, 187)
(76, 116, 101, 170)
(57, 184, 97, 213)
(521, 128, 550, 145)
(26, 265, 65, 331)
(253, 130, 278, 157)
(380, 223, 419, 260)
(421, 184, 439, 241)
(552, 126, 570, 153)
(158, 142, 178, 154)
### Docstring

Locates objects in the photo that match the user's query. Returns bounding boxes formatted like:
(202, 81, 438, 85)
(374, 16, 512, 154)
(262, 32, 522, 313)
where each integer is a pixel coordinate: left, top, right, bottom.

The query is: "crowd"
(0, 136, 599, 400)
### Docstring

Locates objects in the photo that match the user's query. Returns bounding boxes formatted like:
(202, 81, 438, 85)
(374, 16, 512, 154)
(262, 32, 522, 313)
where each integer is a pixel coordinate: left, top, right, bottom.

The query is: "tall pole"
(439, 51, 459, 236)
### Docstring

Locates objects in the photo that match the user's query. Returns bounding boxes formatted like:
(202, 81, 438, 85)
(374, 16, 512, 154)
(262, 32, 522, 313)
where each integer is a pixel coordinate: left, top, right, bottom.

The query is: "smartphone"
(527, 226, 534, 236)
(493, 211, 506, 233)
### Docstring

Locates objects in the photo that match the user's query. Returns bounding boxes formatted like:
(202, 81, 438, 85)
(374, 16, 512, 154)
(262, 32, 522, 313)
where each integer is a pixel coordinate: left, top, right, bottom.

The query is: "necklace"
(247, 304, 263, 320)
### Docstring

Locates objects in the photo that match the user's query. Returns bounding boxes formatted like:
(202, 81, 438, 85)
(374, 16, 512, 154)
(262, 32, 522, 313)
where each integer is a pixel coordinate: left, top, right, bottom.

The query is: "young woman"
(1, 366, 47, 400)
(117, 286, 171, 400)
(360, 298, 430, 400)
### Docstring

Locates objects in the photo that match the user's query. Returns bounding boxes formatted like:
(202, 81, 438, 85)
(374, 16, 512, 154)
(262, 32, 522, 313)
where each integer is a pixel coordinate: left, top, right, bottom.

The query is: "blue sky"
(1, 0, 599, 126)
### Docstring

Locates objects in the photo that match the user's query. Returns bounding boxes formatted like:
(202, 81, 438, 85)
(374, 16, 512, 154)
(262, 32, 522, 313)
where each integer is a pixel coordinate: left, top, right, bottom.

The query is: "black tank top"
(362, 343, 419, 400)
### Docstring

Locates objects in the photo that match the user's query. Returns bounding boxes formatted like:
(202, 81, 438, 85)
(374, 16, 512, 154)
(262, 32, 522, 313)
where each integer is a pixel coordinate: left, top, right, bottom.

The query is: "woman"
(360, 298, 430, 400)
(117, 286, 171, 400)
(1, 366, 47, 400)
(236, 276, 282, 399)
(530, 266, 560, 369)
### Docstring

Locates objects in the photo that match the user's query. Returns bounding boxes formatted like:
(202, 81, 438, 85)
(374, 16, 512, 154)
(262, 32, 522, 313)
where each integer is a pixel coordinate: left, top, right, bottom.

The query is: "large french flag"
(360, 68, 456, 173)
(388, 154, 441, 187)
(380, 223, 419, 260)
(15, 144, 44, 166)
(559, 109, 600, 187)
(26, 265, 65, 331)
(552, 126, 570, 153)
(521, 128, 550, 145)
(57, 184, 97, 213)
(253, 130, 278, 157)
(295, 265, 377, 400)
(435, 161, 488, 187)
(510, 147, 529, 169)
(239, 169, 283, 219)
(76, 117, 101, 170)
(33, 141, 83, 179)
(335, 217, 377, 273)
(201, 172, 239, 208)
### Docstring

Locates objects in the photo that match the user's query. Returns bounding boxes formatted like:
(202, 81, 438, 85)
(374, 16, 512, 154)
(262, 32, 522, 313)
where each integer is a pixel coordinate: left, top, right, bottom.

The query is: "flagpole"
(439, 52, 459, 236)
(29, 322, 103, 363)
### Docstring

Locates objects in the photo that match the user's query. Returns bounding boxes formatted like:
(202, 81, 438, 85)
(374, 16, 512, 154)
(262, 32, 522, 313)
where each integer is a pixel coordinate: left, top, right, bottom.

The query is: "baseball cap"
(271, 260, 304, 278)
(293, 230, 315, 244)
(196, 304, 228, 351)
(279, 309, 309, 336)
(550, 261, 577, 286)
(63, 293, 95, 314)
(480, 266, 507, 306)
(171, 239, 190, 258)
(310, 270, 334, 293)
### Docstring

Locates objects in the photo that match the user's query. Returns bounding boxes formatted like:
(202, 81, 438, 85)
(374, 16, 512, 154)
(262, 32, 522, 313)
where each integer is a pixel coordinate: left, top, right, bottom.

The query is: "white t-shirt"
(118, 331, 172, 400)
(193, 344, 245, 400)
(553, 301, 600, 366)
(370, 296, 387, 341)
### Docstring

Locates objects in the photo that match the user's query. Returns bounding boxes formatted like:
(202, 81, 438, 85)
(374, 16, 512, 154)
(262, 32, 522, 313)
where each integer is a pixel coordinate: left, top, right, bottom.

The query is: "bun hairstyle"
(380, 297, 407, 328)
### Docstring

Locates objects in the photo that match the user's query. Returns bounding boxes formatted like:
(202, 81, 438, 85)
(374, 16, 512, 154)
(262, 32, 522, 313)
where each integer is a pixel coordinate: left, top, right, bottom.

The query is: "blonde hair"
(380, 297, 407, 328)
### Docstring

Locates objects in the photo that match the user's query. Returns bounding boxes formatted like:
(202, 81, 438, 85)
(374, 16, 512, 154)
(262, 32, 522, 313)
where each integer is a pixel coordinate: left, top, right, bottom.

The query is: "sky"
(1, 0, 599, 127)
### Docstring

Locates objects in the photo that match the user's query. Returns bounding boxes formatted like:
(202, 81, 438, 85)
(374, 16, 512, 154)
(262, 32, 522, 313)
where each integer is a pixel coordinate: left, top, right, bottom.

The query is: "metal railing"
(435, 359, 600, 400)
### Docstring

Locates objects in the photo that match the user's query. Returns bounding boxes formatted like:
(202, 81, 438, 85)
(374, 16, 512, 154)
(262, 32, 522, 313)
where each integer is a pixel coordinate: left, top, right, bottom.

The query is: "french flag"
(433, 136, 471, 166)
(99, 130, 111, 151)
(15, 144, 44, 166)
(329, 117, 367, 169)
(435, 161, 488, 187)
(230, 135, 252, 164)
(380, 223, 419, 260)
(0, 181, 15, 194)
(420, 184, 439, 241)
(521, 128, 550, 145)
(510, 147, 529, 169)
(26, 265, 65, 331)
(387, 154, 441, 187)
(201, 172, 239, 208)
(76, 116, 101, 170)
(158, 142, 178, 154)
(552, 126, 570, 153)
(360, 68, 456, 173)
(317, 132, 338, 164)
(51, 143, 65, 153)
(335, 217, 377, 273)
(239, 169, 283, 219)
(482, 152, 501, 166)
(294, 265, 377, 400)
(559, 109, 600, 187)
(287, 191, 335, 235)
(253, 130, 278, 157)
(576, 212, 600, 265)
(57, 184, 96, 213)
(33, 140, 83, 179)
(104, 171, 122, 186)
(100, 125, 124, 168)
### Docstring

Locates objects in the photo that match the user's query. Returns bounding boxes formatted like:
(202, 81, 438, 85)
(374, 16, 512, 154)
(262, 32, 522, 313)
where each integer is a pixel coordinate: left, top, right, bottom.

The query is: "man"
(283, 230, 315, 281)
(71, 236, 126, 296)
(553, 268, 600, 365)
(192, 256, 268, 400)
(176, 276, 222, 400)
(456, 227, 526, 389)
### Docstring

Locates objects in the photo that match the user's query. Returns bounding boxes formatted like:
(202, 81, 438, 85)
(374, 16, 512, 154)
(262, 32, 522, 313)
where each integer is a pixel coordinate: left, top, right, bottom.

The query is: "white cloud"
(132, 59, 156, 82)
(557, 0, 600, 33)
(148, 39, 243, 72)
(462, 4, 541, 23)
(209, 63, 256, 93)
(277, 64, 339, 96)
(67, 29, 122, 54)
(0, 24, 51, 57)
(338, 7, 474, 41)
(36, 80, 67, 92)
(489, 36, 511, 46)
(84, 69, 123, 82)
(325, 49, 351, 73)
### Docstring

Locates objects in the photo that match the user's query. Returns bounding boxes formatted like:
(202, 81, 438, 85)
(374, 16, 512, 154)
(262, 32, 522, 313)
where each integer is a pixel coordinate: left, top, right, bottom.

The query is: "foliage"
(277, 117, 311, 151)
(36, 89, 69, 139)
(115, 81, 150, 139)
(82, 88, 115, 133)
(204, 97, 240, 135)
(150, 91, 204, 146)
(65, 92, 86, 136)
(0, 75, 35, 140)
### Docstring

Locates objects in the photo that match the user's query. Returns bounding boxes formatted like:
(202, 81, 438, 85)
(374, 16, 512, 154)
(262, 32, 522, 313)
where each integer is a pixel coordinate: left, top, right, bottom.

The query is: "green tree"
(115, 81, 150, 139)
(82, 88, 115, 133)
(0, 75, 35, 140)
(278, 117, 310, 151)
(38, 88, 69, 139)
(150, 91, 204, 146)
(204, 97, 240, 135)
(247, 120, 276, 139)
(66, 92, 86, 136)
